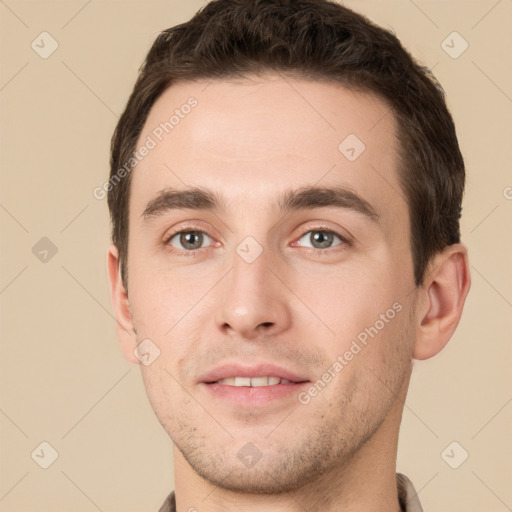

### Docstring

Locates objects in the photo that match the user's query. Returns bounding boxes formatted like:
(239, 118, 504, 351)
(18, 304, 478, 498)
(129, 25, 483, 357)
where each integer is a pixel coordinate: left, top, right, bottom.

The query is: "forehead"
(129, 75, 405, 228)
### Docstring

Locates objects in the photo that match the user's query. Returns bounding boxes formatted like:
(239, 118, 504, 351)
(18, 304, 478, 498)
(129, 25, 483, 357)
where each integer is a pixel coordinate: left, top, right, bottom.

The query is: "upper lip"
(199, 363, 310, 384)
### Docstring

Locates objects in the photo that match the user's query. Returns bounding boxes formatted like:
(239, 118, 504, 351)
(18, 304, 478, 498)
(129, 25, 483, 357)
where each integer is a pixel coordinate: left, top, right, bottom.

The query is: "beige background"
(1, 0, 511, 510)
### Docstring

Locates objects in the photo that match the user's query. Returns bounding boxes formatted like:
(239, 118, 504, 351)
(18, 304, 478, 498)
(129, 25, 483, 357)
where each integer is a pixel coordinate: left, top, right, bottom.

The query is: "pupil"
(312, 231, 332, 248)
(182, 232, 201, 249)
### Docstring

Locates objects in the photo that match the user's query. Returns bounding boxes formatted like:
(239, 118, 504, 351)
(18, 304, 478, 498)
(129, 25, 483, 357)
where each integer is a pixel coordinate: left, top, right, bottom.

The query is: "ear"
(413, 243, 471, 360)
(106, 244, 140, 365)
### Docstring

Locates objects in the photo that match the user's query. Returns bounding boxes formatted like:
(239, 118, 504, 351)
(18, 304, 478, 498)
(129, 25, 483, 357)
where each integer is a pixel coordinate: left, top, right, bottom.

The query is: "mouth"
(199, 363, 310, 405)
(206, 376, 307, 386)
(199, 362, 310, 386)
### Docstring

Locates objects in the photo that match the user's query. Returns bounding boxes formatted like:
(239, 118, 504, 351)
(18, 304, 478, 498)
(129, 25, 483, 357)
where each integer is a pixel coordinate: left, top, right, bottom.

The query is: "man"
(106, 1, 471, 510)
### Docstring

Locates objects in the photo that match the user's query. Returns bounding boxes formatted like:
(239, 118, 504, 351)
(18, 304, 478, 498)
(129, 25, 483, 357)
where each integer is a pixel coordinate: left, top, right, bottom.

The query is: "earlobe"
(106, 244, 140, 365)
(413, 244, 471, 360)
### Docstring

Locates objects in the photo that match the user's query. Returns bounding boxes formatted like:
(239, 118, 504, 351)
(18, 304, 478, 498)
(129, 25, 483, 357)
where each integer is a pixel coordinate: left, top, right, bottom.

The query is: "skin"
(107, 74, 470, 512)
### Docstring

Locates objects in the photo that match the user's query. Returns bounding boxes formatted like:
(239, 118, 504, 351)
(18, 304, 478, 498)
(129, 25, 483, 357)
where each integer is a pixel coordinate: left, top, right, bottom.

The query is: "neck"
(173, 380, 408, 512)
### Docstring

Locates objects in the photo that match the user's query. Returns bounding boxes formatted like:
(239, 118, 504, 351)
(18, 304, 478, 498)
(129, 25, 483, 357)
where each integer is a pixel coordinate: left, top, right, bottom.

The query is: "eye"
(166, 230, 213, 251)
(296, 229, 346, 250)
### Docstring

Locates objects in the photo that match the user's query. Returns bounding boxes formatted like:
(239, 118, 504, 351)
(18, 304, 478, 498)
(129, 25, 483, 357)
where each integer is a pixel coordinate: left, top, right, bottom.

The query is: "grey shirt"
(158, 472, 423, 511)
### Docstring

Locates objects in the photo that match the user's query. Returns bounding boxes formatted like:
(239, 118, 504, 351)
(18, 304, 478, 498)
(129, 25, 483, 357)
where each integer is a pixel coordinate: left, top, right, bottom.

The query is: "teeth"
(216, 376, 293, 387)
(250, 377, 269, 387)
(219, 377, 236, 385)
(235, 377, 251, 387)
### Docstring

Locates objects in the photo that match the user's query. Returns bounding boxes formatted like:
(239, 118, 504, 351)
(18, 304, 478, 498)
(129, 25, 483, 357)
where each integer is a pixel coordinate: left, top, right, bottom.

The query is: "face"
(123, 75, 417, 493)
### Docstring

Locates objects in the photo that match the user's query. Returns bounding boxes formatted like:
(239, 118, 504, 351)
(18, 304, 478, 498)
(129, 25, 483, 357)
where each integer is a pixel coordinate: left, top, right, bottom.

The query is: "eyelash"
(163, 225, 350, 258)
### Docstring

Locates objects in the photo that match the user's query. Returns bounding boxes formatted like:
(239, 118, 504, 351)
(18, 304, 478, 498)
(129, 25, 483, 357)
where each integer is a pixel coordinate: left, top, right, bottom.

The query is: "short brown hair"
(108, 0, 464, 289)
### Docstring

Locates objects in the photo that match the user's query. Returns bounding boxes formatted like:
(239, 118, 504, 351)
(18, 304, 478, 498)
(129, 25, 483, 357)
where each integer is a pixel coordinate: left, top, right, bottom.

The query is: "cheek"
(325, 303, 412, 416)
(139, 364, 184, 438)
(127, 265, 201, 336)
(294, 267, 401, 342)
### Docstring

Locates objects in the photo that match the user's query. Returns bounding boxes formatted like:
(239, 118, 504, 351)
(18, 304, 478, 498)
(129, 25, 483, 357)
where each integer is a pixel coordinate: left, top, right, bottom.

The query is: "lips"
(199, 363, 310, 385)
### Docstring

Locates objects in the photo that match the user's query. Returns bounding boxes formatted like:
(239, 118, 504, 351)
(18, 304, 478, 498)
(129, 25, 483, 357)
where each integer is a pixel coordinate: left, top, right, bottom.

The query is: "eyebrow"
(140, 185, 379, 226)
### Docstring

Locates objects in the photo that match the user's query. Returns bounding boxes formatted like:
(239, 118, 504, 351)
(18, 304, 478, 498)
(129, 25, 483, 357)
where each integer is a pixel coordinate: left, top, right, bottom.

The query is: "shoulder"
(158, 490, 176, 512)
(396, 473, 424, 512)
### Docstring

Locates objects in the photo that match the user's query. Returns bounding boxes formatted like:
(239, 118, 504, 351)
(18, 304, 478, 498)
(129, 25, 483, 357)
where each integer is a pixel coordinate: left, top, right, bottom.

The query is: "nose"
(213, 244, 292, 340)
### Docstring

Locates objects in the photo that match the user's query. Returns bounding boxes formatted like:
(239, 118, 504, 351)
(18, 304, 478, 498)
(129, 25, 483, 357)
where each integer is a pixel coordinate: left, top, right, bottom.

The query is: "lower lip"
(202, 381, 310, 405)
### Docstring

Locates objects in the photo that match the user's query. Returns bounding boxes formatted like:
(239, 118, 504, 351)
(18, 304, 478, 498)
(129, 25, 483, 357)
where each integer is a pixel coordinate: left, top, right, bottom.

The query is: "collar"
(158, 472, 423, 512)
